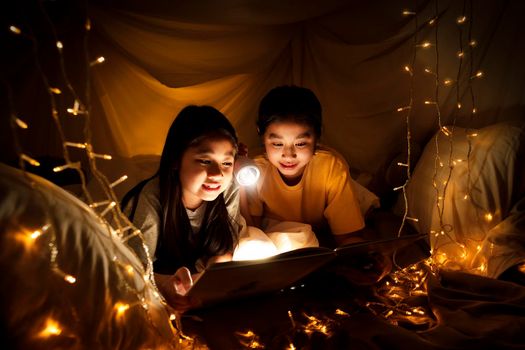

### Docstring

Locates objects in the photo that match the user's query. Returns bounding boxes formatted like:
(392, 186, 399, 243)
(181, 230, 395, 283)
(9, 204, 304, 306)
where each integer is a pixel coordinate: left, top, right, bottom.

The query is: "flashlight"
(234, 156, 260, 186)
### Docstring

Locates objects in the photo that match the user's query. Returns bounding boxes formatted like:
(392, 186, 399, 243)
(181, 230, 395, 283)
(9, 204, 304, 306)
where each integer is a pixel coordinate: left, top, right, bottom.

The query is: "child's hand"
(173, 267, 193, 295)
(155, 268, 200, 312)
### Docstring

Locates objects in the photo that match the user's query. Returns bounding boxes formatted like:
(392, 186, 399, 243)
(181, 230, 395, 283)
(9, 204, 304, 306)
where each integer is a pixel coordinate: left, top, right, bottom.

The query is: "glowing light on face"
(263, 122, 316, 186)
(179, 137, 235, 210)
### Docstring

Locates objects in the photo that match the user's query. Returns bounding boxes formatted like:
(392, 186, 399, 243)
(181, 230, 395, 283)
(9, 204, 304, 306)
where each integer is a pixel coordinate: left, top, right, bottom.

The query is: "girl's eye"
(222, 162, 233, 167)
(198, 159, 211, 165)
(296, 142, 308, 148)
(271, 143, 283, 148)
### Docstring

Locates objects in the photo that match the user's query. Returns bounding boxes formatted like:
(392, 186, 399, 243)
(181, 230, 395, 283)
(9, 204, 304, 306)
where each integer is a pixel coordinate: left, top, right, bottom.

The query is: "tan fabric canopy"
(87, 0, 525, 196)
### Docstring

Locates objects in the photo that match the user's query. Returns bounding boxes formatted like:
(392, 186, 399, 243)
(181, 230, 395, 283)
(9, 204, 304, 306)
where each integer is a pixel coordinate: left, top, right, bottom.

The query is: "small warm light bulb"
(335, 309, 349, 316)
(93, 153, 112, 160)
(457, 51, 464, 58)
(67, 100, 82, 116)
(441, 126, 452, 136)
(402, 10, 416, 15)
(456, 16, 467, 24)
(85, 19, 91, 31)
(89, 200, 110, 208)
(428, 18, 436, 25)
(9, 25, 22, 34)
(403, 65, 412, 74)
(169, 314, 176, 321)
(100, 201, 117, 217)
(443, 79, 454, 86)
(64, 275, 76, 284)
(114, 302, 130, 319)
(396, 106, 410, 112)
(21, 154, 40, 166)
(110, 175, 128, 188)
(90, 56, 105, 66)
(469, 40, 477, 47)
(49, 87, 62, 94)
(472, 108, 477, 114)
(65, 142, 87, 149)
(53, 162, 80, 172)
(56, 41, 63, 50)
(38, 318, 62, 338)
(27, 224, 50, 241)
(473, 71, 483, 78)
(418, 41, 432, 48)
(484, 213, 493, 222)
(125, 264, 134, 275)
(424, 100, 436, 105)
(14, 116, 28, 129)
(457, 102, 462, 109)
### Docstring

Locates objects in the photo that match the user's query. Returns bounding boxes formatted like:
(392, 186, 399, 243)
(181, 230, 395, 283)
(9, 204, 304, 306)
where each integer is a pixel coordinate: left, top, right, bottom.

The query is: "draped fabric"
(88, 0, 525, 197)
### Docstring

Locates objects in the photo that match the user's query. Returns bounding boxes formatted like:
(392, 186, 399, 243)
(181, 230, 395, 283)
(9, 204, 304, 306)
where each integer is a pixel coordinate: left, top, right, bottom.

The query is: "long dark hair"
(123, 105, 239, 273)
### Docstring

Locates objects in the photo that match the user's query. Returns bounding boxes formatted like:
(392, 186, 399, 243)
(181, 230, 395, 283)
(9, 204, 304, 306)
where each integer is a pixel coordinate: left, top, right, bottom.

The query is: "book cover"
(186, 233, 428, 308)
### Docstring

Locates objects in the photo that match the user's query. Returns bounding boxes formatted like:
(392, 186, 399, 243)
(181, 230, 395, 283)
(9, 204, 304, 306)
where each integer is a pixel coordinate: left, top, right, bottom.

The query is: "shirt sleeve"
(124, 184, 162, 266)
(224, 180, 245, 235)
(324, 158, 365, 235)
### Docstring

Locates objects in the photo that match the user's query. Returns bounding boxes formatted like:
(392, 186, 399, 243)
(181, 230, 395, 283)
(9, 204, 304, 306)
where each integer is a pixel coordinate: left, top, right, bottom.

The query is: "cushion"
(400, 122, 525, 278)
(0, 163, 177, 349)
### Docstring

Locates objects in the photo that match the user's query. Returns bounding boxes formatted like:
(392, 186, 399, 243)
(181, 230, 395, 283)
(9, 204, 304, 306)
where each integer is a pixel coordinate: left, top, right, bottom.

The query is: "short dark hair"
(257, 85, 322, 139)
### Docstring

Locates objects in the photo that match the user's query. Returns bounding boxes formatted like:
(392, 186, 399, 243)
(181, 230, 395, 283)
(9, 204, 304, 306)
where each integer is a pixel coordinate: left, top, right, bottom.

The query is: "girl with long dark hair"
(122, 105, 242, 310)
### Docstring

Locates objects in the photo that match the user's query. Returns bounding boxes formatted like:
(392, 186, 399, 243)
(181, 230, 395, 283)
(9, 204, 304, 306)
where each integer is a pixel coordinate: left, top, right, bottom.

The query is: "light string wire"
(429, 0, 486, 273)
(5, 1, 183, 346)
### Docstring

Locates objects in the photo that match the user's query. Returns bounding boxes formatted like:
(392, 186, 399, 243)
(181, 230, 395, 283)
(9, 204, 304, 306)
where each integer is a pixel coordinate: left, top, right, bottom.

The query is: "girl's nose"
(207, 163, 223, 178)
(281, 145, 297, 158)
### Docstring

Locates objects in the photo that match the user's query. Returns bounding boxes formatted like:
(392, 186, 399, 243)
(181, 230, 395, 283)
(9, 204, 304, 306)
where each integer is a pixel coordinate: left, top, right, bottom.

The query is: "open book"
(186, 233, 428, 308)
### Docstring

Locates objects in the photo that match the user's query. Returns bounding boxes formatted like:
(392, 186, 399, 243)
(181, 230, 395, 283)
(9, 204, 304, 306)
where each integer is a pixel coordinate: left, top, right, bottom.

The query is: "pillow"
(401, 122, 525, 278)
(0, 163, 177, 349)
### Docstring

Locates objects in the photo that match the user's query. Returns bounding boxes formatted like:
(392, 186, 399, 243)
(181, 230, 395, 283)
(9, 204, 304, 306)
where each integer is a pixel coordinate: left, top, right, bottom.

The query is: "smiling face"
(179, 137, 236, 210)
(263, 121, 316, 186)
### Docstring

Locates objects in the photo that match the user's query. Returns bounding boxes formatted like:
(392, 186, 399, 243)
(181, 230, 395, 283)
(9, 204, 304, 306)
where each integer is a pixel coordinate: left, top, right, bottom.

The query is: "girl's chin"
(199, 191, 222, 201)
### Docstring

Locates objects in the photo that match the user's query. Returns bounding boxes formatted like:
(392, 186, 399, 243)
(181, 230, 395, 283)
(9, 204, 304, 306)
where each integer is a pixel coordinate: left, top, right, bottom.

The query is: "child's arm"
(239, 186, 262, 228)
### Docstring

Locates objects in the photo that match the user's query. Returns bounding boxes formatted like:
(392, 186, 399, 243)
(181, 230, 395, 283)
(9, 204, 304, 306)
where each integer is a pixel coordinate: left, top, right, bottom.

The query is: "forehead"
(264, 121, 314, 138)
(187, 137, 235, 155)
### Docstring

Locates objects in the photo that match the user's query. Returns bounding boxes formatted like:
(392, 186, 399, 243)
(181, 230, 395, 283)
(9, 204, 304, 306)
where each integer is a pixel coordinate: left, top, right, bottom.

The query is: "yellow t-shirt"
(247, 149, 364, 235)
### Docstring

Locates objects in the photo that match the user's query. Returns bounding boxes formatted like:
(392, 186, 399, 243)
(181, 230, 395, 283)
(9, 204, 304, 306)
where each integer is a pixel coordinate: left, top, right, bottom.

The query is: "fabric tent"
(1, 0, 525, 349)
(84, 0, 525, 198)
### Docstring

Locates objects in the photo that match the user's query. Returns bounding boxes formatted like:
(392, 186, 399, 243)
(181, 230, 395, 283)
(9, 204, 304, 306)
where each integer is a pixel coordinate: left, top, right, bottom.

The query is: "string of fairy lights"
(4, 0, 495, 348)
(366, 0, 492, 328)
(6, 3, 183, 347)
